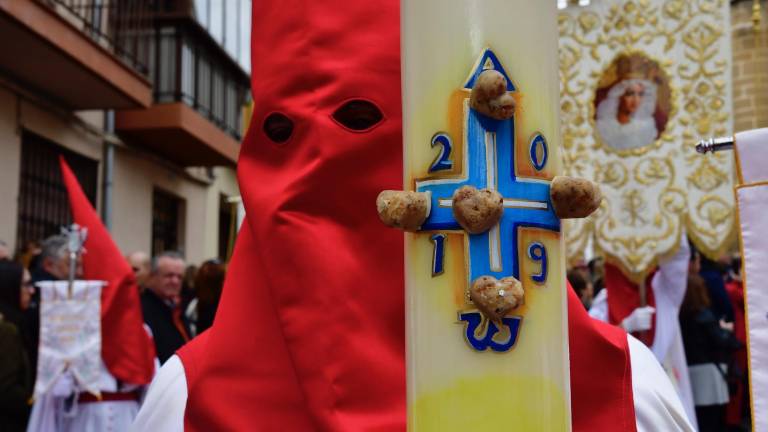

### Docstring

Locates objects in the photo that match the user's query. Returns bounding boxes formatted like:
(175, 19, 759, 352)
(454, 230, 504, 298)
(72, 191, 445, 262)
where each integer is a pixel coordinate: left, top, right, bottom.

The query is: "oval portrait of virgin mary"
(593, 52, 672, 153)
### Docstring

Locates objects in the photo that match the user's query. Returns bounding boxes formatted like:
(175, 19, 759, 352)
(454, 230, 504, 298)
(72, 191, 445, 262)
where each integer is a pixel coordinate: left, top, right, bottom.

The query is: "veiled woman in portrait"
(595, 53, 669, 152)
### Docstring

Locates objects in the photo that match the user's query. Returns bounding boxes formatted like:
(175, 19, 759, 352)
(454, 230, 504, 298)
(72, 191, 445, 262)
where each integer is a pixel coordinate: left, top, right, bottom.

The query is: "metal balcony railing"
(151, 20, 250, 141)
(43, 0, 154, 77)
(41, 1, 249, 140)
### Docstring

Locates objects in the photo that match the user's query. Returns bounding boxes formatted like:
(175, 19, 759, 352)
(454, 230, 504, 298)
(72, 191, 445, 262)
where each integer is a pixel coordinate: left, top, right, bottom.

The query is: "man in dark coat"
(140, 251, 191, 363)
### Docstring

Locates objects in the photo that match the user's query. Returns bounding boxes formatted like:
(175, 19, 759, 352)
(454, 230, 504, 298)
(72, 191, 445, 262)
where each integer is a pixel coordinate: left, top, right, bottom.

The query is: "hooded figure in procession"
(132, 2, 693, 431)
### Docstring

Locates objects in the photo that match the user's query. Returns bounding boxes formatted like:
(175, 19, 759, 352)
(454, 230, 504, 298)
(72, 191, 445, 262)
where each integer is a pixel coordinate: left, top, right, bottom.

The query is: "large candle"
(401, 2, 570, 430)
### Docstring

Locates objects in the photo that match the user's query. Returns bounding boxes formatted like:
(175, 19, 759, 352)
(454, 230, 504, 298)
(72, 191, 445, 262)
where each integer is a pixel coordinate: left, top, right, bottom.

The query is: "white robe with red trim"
(26, 361, 141, 432)
(589, 233, 697, 429)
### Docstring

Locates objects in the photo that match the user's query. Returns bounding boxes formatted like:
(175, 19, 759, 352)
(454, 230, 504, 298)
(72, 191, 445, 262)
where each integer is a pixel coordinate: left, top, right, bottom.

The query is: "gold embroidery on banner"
(558, 0, 735, 279)
(687, 158, 728, 192)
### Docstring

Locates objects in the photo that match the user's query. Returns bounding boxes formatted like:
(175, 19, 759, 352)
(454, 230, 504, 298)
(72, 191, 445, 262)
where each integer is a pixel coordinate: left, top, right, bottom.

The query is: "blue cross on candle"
(415, 49, 561, 352)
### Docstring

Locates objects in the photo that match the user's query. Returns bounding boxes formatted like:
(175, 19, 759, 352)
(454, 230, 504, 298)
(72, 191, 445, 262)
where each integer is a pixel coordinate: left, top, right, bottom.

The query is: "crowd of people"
(568, 247, 749, 432)
(0, 231, 753, 431)
(0, 235, 225, 431)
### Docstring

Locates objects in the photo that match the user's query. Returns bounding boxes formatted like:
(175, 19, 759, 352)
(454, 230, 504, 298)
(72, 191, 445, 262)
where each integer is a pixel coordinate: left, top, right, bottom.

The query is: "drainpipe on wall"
(102, 110, 115, 231)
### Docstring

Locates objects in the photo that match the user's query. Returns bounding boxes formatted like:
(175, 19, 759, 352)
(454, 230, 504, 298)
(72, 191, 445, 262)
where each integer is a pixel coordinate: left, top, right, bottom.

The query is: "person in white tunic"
(589, 232, 698, 429)
(27, 361, 144, 432)
(25, 235, 151, 432)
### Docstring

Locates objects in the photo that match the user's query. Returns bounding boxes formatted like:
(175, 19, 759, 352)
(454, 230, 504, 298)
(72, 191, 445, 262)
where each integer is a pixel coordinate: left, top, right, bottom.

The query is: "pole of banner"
(402, 2, 570, 430)
(638, 275, 647, 307)
(64, 224, 87, 299)
(696, 136, 735, 154)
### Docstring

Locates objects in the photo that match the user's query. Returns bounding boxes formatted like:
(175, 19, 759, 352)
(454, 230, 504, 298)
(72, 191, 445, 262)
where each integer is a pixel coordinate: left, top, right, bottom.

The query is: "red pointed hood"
(59, 156, 155, 385)
(178, 1, 404, 430)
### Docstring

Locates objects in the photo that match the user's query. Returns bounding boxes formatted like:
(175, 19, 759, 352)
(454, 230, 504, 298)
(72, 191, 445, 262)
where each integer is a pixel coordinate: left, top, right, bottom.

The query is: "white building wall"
(0, 85, 236, 266)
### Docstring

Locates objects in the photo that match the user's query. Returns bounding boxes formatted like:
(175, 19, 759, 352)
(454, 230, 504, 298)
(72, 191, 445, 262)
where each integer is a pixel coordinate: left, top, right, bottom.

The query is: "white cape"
(734, 128, 768, 432)
(131, 342, 694, 432)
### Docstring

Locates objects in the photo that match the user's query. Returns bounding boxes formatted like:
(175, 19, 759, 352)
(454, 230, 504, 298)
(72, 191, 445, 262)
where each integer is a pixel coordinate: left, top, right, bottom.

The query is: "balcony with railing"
(115, 13, 250, 167)
(150, 20, 250, 142)
(0, 0, 249, 166)
(45, 0, 154, 77)
(0, 0, 154, 108)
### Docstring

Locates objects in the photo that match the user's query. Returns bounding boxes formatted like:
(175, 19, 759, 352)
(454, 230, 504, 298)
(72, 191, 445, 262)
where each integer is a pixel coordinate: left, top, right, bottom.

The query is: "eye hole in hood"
(263, 112, 294, 144)
(332, 99, 384, 132)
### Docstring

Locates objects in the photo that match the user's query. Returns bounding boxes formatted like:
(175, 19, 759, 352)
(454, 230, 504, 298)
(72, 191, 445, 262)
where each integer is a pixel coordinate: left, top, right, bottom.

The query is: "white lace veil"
(596, 78, 658, 123)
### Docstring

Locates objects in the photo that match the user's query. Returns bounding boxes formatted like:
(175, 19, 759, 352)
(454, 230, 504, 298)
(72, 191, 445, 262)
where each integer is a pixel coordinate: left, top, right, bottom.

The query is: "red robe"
(177, 1, 636, 430)
(60, 157, 155, 385)
(605, 263, 657, 347)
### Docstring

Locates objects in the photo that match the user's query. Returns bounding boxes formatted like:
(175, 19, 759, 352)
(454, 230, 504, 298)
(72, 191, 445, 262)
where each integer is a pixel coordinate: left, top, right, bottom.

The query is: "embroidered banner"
(558, 0, 735, 278)
(34, 280, 104, 399)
